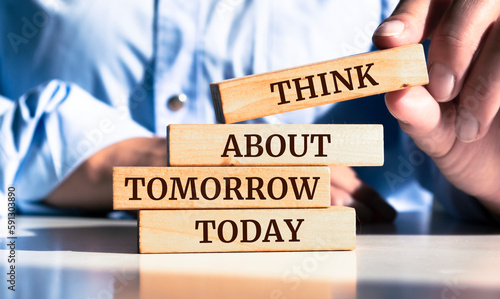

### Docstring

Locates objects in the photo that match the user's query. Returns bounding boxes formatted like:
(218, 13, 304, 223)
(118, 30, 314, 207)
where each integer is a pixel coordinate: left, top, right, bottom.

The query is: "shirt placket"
(154, 0, 201, 134)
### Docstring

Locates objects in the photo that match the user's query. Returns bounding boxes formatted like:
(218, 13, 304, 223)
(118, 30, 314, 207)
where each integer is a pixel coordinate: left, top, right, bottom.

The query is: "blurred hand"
(329, 166, 397, 222)
(45, 137, 167, 210)
(373, 0, 500, 214)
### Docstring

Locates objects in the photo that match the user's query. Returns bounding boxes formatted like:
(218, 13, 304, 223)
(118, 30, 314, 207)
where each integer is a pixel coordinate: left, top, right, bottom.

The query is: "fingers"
(351, 183, 397, 222)
(385, 86, 456, 157)
(329, 166, 397, 222)
(375, 0, 500, 217)
(374, 0, 500, 102)
(426, 0, 500, 103)
(377, 0, 500, 143)
(330, 186, 374, 222)
(372, 0, 448, 48)
(328, 165, 358, 190)
(456, 20, 500, 142)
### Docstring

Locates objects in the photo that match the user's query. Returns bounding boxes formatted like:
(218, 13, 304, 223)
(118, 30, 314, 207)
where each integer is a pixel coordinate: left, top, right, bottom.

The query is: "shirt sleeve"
(0, 80, 152, 215)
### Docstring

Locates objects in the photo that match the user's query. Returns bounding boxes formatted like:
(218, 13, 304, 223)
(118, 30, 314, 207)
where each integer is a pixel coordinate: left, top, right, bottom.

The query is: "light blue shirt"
(0, 0, 494, 222)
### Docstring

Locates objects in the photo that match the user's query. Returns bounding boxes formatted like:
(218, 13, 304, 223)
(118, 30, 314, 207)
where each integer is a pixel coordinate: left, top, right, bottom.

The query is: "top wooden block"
(211, 44, 428, 123)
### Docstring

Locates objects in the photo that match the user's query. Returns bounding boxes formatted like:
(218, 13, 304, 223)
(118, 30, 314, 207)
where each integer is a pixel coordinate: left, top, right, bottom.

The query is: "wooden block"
(167, 124, 383, 166)
(138, 207, 355, 253)
(113, 166, 331, 210)
(211, 44, 428, 123)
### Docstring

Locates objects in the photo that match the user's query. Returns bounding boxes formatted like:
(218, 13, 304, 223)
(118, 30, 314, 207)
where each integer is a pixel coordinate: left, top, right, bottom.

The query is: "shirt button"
(167, 94, 187, 111)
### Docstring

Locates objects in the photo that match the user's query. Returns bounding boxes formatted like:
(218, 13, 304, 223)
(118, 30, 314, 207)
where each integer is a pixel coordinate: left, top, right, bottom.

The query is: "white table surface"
(1, 212, 500, 299)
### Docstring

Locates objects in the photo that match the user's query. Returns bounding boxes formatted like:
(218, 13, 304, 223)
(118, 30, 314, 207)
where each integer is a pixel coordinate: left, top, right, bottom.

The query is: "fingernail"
(455, 108, 479, 143)
(374, 20, 405, 37)
(428, 63, 455, 101)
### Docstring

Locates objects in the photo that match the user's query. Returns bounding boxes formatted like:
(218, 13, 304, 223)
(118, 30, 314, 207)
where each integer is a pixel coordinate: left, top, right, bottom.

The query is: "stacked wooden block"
(114, 124, 384, 253)
(113, 45, 428, 253)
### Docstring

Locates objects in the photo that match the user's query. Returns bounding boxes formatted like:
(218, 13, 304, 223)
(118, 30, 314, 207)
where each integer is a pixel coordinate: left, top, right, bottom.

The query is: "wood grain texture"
(139, 207, 355, 253)
(113, 166, 331, 210)
(210, 44, 428, 123)
(167, 124, 383, 166)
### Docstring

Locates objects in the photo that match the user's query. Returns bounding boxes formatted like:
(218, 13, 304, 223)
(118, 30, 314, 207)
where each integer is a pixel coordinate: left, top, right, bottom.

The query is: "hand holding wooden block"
(167, 124, 383, 166)
(139, 207, 355, 253)
(211, 44, 428, 123)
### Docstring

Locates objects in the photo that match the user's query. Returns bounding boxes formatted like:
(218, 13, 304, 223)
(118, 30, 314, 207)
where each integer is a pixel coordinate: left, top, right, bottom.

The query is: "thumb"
(372, 0, 448, 49)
